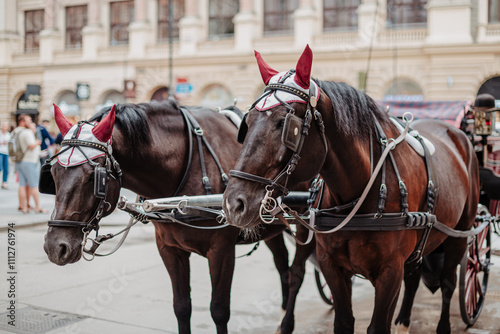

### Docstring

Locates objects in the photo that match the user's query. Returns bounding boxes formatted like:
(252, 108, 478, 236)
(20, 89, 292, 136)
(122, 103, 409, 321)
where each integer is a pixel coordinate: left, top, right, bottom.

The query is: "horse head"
(223, 45, 329, 228)
(43, 104, 122, 265)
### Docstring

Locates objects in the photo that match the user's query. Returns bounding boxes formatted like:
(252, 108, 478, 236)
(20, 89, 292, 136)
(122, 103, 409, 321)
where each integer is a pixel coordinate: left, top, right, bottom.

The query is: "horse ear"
(255, 50, 278, 85)
(294, 45, 313, 89)
(53, 103, 73, 137)
(92, 105, 116, 142)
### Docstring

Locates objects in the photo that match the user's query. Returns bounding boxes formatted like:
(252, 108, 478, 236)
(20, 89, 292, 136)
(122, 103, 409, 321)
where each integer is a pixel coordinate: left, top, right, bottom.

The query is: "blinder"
(39, 161, 109, 199)
(237, 113, 248, 144)
(39, 162, 56, 195)
(281, 113, 303, 152)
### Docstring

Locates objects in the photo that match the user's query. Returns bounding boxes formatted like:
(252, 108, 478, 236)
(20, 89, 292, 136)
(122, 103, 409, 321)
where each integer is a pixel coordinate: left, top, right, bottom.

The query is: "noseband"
(229, 79, 327, 220)
(41, 121, 122, 233)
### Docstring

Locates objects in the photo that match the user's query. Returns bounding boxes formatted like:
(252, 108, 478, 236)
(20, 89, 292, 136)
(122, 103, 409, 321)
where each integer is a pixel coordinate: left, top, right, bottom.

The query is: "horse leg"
(394, 266, 422, 333)
(264, 234, 290, 310)
(207, 245, 236, 334)
(317, 248, 354, 333)
(279, 229, 316, 334)
(436, 237, 467, 334)
(157, 243, 192, 334)
(368, 263, 405, 334)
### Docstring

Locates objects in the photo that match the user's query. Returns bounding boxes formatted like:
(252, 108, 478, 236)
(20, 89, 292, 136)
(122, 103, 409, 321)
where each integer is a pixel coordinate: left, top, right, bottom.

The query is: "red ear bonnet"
(255, 50, 279, 85)
(53, 103, 73, 137)
(294, 45, 313, 89)
(92, 104, 116, 142)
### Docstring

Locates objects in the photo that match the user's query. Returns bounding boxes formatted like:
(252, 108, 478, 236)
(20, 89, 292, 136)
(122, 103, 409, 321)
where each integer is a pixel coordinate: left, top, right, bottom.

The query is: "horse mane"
(315, 79, 387, 141)
(90, 99, 181, 148)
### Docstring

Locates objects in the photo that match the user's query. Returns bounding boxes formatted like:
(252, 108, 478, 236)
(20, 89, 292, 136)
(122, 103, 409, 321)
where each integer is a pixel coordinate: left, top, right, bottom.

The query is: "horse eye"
(277, 119, 285, 129)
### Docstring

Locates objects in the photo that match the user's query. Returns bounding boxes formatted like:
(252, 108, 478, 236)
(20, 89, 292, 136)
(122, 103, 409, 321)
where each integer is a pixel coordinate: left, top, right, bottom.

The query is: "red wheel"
(314, 269, 334, 306)
(459, 206, 491, 326)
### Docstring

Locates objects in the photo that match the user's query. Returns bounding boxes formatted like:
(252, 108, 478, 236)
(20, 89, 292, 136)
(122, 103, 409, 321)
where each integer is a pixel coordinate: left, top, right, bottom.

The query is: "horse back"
(412, 119, 480, 231)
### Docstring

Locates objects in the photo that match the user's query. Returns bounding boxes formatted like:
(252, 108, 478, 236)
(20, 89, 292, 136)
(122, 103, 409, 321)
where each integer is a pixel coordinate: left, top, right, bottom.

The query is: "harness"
(41, 108, 233, 260)
(230, 77, 468, 268)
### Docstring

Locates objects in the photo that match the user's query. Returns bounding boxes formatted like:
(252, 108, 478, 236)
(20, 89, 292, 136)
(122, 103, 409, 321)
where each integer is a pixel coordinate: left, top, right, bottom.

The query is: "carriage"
(42, 46, 500, 333)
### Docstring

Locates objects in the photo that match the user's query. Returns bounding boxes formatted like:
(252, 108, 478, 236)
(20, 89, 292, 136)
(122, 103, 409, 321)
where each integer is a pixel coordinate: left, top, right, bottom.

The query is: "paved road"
(0, 172, 500, 333)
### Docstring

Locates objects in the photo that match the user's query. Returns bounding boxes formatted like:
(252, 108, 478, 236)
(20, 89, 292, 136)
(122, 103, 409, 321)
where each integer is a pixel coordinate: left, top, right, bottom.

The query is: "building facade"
(1, 0, 500, 124)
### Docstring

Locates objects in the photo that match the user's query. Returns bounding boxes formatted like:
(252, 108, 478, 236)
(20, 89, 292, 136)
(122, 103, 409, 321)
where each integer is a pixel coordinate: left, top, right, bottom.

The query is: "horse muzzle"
(44, 226, 84, 265)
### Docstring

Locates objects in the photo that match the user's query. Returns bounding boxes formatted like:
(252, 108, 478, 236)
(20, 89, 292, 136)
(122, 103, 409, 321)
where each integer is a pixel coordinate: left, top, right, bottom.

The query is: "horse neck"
(111, 112, 188, 198)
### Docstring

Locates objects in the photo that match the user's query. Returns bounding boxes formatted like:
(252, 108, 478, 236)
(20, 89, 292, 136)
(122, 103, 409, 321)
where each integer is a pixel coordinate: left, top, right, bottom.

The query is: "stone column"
(234, 0, 258, 51)
(357, 0, 385, 46)
(129, 0, 152, 58)
(39, 0, 62, 64)
(427, 0, 473, 45)
(294, 0, 318, 48)
(0, 0, 20, 66)
(82, 0, 104, 61)
(179, 0, 202, 54)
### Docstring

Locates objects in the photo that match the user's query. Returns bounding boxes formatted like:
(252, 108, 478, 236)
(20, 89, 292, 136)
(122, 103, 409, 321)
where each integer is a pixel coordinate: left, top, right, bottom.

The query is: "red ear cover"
(53, 103, 73, 137)
(255, 50, 279, 85)
(294, 45, 313, 89)
(92, 104, 116, 142)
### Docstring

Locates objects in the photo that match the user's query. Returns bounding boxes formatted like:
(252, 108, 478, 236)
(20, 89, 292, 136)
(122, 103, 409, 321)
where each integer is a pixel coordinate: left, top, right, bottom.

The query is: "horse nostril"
(58, 242, 71, 261)
(234, 195, 247, 215)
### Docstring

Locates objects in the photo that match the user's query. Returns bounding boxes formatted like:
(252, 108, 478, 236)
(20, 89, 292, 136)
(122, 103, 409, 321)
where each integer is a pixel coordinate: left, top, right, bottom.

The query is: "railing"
(198, 38, 235, 51)
(11, 52, 39, 66)
(314, 31, 358, 47)
(377, 28, 427, 46)
(97, 45, 128, 59)
(254, 35, 294, 50)
(53, 49, 83, 63)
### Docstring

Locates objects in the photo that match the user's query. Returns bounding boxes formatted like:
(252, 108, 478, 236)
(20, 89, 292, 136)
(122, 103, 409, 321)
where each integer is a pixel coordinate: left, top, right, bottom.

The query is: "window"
(489, 0, 500, 23)
(158, 0, 184, 42)
(208, 0, 239, 38)
(323, 0, 360, 31)
(110, 1, 134, 45)
(264, 0, 299, 34)
(66, 5, 88, 49)
(386, 0, 427, 28)
(25, 10, 44, 52)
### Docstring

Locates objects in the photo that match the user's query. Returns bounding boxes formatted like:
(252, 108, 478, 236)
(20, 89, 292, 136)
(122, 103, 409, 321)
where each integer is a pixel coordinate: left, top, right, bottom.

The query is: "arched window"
(95, 90, 126, 112)
(200, 85, 233, 109)
(478, 77, 500, 101)
(263, 0, 299, 35)
(323, 0, 361, 31)
(56, 90, 81, 116)
(383, 79, 424, 101)
(208, 0, 239, 38)
(158, 0, 184, 42)
(151, 87, 170, 101)
(386, 0, 427, 28)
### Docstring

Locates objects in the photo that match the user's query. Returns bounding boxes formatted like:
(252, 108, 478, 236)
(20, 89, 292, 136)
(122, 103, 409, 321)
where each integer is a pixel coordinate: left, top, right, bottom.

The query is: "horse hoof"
(395, 323, 410, 334)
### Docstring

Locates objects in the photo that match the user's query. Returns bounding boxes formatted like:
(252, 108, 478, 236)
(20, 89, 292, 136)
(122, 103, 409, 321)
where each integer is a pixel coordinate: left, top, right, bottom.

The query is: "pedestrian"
(11, 114, 47, 213)
(37, 119, 54, 165)
(0, 121, 11, 189)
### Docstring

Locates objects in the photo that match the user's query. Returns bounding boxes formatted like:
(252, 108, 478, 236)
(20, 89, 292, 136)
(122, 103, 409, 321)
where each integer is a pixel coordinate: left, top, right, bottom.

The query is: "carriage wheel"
(314, 269, 334, 306)
(459, 215, 491, 326)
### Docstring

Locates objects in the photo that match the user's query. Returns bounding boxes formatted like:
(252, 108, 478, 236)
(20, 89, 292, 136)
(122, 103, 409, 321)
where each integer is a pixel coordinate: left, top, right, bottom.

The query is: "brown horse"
(223, 46, 480, 333)
(42, 100, 315, 334)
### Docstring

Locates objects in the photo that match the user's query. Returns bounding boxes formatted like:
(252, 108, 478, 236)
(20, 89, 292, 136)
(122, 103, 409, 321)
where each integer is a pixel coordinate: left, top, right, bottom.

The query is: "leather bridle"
(44, 121, 122, 234)
(229, 78, 328, 220)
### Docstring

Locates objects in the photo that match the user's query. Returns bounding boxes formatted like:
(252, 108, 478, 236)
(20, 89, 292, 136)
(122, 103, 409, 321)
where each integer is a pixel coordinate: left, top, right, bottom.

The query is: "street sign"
(175, 83, 193, 94)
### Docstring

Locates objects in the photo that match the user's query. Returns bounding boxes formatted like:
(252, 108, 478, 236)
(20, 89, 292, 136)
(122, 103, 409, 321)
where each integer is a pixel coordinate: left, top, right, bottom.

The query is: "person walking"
(12, 114, 46, 213)
(0, 121, 11, 189)
(37, 119, 54, 165)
